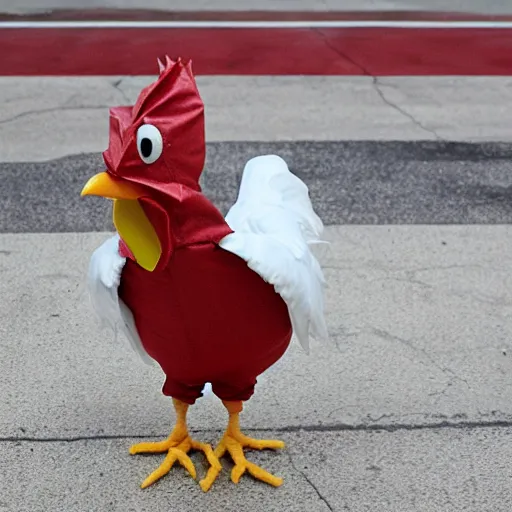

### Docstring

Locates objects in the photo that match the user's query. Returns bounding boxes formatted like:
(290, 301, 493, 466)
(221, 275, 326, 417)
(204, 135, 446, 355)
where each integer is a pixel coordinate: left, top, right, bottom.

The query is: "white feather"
(219, 154, 328, 353)
(87, 234, 153, 365)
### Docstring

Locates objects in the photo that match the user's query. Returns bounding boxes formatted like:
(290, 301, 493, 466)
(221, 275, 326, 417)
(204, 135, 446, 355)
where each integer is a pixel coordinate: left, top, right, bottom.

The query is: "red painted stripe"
(1, 27, 512, 76)
(2, 9, 512, 22)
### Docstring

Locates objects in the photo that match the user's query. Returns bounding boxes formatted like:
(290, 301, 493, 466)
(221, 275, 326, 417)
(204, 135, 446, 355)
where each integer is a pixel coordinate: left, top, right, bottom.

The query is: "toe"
(171, 448, 197, 479)
(231, 463, 246, 484)
(141, 454, 177, 489)
(193, 440, 223, 491)
(246, 461, 283, 487)
(199, 464, 222, 492)
(129, 440, 172, 455)
(140, 447, 198, 489)
(232, 432, 285, 451)
(244, 438, 285, 451)
(190, 440, 223, 471)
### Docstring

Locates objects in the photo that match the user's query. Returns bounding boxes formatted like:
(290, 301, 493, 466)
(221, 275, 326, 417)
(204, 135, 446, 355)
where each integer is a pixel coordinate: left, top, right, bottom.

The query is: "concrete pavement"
(2, 77, 512, 162)
(3, 45, 512, 512)
(5, 428, 512, 512)
(2, 226, 512, 440)
(2, 0, 512, 14)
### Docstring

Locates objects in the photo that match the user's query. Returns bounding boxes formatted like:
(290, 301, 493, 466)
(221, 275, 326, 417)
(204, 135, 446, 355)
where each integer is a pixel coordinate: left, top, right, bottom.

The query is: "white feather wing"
(87, 234, 153, 364)
(219, 154, 328, 352)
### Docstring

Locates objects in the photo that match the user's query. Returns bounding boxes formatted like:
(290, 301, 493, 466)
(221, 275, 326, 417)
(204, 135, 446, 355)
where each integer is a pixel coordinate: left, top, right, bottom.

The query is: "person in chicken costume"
(81, 57, 328, 492)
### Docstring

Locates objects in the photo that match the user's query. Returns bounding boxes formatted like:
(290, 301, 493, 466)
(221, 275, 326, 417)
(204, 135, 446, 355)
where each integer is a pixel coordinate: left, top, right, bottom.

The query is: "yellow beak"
(81, 171, 145, 200)
(81, 172, 162, 272)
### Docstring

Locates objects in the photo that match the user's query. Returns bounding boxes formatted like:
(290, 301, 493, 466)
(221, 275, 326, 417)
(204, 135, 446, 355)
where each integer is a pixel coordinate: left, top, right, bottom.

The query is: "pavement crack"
(369, 326, 471, 391)
(287, 452, 334, 512)
(367, 413, 394, 423)
(312, 27, 445, 141)
(370, 326, 434, 362)
(5, 418, 512, 443)
(369, 275, 433, 289)
(0, 106, 110, 125)
(428, 381, 454, 405)
(111, 78, 131, 103)
(312, 27, 369, 75)
(372, 77, 445, 141)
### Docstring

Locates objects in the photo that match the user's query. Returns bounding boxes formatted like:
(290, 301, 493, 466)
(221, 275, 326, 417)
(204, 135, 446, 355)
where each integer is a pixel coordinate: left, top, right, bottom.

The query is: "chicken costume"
(81, 57, 328, 492)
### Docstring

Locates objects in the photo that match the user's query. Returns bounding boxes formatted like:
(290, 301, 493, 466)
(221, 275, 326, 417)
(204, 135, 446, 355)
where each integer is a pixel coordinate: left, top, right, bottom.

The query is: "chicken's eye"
(136, 124, 163, 164)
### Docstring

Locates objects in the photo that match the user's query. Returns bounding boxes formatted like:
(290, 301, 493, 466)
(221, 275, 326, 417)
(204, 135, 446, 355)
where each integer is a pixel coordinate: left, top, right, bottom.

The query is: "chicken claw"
(129, 399, 221, 491)
(203, 400, 285, 489)
(217, 432, 284, 487)
(130, 433, 221, 489)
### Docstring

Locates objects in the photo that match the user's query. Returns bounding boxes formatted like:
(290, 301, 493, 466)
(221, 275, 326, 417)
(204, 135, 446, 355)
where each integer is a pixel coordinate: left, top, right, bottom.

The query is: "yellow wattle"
(113, 199, 162, 272)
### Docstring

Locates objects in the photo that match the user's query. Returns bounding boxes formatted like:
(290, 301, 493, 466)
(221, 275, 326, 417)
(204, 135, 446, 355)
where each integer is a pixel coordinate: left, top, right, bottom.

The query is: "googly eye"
(136, 124, 163, 164)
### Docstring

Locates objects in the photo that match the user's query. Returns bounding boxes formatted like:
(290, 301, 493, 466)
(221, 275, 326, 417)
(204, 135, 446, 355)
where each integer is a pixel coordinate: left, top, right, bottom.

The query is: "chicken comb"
(131, 56, 197, 122)
(156, 55, 188, 75)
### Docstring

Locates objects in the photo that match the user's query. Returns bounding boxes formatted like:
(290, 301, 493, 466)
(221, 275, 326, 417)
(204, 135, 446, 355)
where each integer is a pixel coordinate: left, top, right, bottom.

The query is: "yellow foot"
(130, 433, 222, 490)
(213, 431, 285, 488)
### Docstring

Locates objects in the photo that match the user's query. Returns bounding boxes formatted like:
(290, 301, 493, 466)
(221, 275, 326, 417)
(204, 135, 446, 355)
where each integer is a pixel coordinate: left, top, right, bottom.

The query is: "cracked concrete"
(287, 451, 335, 512)
(375, 76, 512, 142)
(3, 76, 512, 162)
(0, 105, 111, 126)
(3, 63, 512, 509)
(371, 78, 445, 141)
(2, 225, 512, 443)
(366, 326, 471, 396)
(312, 29, 447, 141)
(4, 428, 512, 511)
(110, 77, 131, 104)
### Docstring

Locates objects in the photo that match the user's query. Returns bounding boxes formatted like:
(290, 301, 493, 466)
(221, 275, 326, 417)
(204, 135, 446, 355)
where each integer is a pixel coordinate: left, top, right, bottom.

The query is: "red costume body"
(99, 60, 293, 405)
(118, 188, 293, 404)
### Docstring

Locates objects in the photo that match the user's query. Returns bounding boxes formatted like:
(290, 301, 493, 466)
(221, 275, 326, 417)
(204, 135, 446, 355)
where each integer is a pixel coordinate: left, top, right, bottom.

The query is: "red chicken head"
(103, 56, 205, 191)
(81, 57, 218, 273)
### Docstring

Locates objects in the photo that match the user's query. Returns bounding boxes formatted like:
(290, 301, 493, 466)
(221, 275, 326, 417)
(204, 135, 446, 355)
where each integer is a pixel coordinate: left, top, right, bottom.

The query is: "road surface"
(2, 3, 512, 512)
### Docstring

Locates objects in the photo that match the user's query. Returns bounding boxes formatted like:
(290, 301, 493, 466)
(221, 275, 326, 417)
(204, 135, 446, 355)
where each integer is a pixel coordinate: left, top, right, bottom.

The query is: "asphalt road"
(3, 141, 512, 234)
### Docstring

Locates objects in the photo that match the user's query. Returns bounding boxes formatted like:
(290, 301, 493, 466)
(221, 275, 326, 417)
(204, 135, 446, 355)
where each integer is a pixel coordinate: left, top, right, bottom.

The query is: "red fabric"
(136, 186, 234, 270)
(107, 57, 293, 402)
(119, 243, 293, 403)
(103, 58, 205, 193)
(119, 238, 134, 260)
